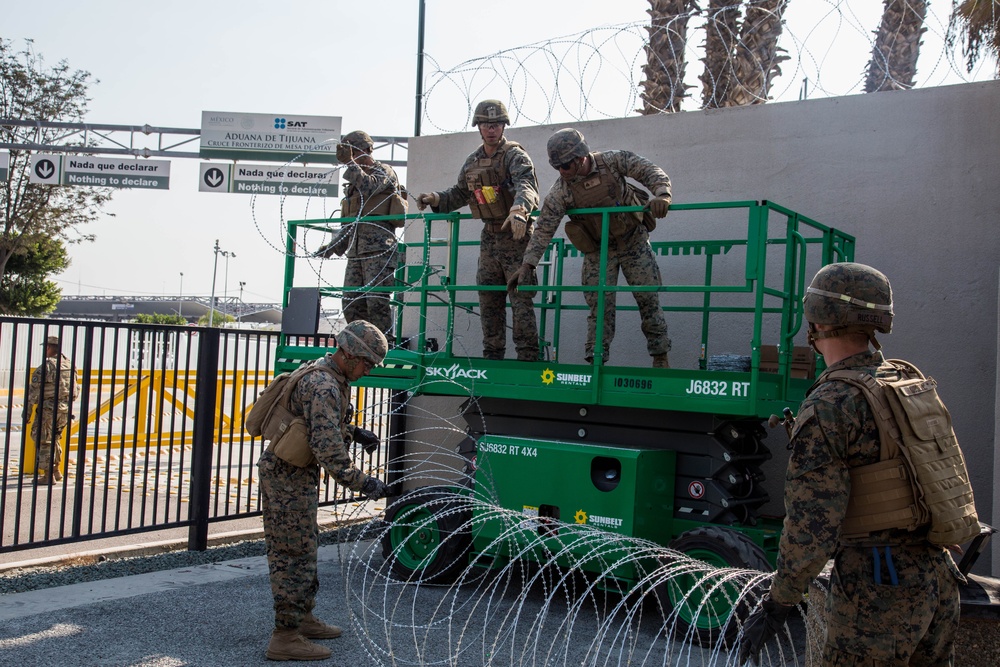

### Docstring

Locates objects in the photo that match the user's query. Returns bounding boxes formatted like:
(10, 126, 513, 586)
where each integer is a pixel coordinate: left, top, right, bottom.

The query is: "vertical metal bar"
(386, 389, 407, 496)
(188, 327, 220, 551)
(71, 326, 94, 538)
(414, 0, 425, 137)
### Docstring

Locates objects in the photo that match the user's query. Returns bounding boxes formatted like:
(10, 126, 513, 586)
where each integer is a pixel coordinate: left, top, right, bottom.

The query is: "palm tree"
(728, 0, 791, 106)
(947, 0, 1000, 75)
(700, 1, 789, 108)
(864, 0, 930, 92)
(640, 0, 699, 113)
(701, 0, 742, 108)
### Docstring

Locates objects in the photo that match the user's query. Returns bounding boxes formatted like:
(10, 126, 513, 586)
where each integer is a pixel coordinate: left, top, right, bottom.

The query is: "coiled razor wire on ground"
(333, 452, 805, 667)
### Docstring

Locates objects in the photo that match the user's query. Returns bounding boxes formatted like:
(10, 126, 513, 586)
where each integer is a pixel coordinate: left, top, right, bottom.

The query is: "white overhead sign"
(199, 163, 340, 198)
(0, 152, 9, 182)
(199, 111, 342, 164)
(29, 154, 171, 189)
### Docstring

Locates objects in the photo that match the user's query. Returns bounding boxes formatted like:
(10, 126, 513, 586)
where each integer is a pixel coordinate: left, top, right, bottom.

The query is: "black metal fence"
(0, 316, 393, 555)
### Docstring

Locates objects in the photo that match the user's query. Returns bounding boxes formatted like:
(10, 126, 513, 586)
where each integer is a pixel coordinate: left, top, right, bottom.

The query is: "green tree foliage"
(0, 39, 113, 283)
(0, 234, 69, 315)
(197, 310, 236, 327)
(134, 313, 188, 325)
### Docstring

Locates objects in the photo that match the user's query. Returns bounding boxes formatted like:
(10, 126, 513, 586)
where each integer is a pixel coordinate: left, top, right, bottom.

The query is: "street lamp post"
(208, 240, 234, 327)
(238, 281, 246, 323)
(178, 272, 184, 319)
(223, 251, 235, 306)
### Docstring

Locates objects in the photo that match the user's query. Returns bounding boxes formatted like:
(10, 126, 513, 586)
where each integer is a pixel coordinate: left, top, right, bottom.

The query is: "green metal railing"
(278, 200, 854, 419)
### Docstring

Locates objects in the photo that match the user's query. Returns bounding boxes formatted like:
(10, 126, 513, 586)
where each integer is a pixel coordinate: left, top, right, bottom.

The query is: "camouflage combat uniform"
(431, 137, 540, 361)
(523, 150, 671, 362)
(26, 352, 77, 474)
(342, 161, 401, 339)
(257, 353, 376, 631)
(769, 349, 962, 666)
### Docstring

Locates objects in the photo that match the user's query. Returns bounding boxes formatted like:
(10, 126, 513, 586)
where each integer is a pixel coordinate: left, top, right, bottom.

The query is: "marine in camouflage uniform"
(416, 100, 541, 361)
(257, 320, 390, 661)
(741, 263, 963, 667)
(514, 128, 672, 366)
(318, 130, 402, 342)
(24, 336, 78, 483)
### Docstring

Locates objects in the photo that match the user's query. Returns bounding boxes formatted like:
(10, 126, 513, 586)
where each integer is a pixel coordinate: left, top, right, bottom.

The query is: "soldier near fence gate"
(23, 335, 77, 485)
(257, 320, 391, 661)
(507, 128, 672, 367)
(740, 262, 972, 666)
(415, 99, 541, 361)
(317, 130, 404, 343)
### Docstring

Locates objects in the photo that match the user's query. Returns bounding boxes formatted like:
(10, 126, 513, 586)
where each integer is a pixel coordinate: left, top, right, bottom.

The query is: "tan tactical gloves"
(648, 188, 671, 218)
(500, 205, 530, 240)
(415, 192, 439, 210)
(506, 262, 536, 292)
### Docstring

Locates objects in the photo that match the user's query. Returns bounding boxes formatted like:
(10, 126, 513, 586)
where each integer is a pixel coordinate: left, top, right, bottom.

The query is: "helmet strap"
(807, 323, 881, 352)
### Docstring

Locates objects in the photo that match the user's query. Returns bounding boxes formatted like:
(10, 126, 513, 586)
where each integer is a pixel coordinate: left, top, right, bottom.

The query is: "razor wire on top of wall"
(419, 1, 997, 133)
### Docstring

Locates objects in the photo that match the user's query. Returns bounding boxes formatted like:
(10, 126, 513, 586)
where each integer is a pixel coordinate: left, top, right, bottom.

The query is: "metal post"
(414, 0, 426, 137)
(178, 272, 184, 319)
(209, 240, 220, 327)
(188, 326, 220, 551)
(238, 281, 246, 322)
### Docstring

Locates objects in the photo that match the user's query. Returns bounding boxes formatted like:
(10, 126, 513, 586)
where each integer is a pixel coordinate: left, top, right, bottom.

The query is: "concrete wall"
(404, 81, 1000, 573)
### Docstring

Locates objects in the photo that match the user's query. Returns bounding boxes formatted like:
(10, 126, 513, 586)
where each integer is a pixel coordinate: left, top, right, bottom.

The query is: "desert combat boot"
(299, 613, 342, 639)
(266, 628, 331, 661)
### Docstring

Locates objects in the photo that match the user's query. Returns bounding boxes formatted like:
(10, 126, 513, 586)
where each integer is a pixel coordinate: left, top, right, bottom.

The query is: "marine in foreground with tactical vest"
(415, 99, 541, 362)
(253, 320, 390, 661)
(507, 128, 672, 367)
(317, 130, 405, 343)
(740, 262, 979, 666)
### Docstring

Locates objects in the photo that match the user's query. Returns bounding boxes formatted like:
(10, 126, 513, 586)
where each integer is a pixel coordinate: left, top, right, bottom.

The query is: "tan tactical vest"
(464, 142, 518, 220)
(564, 154, 650, 253)
(34, 355, 76, 407)
(825, 360, 980, 546)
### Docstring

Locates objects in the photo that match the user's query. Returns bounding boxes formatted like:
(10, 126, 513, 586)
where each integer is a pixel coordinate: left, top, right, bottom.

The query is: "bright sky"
(4, 0, 993, 308)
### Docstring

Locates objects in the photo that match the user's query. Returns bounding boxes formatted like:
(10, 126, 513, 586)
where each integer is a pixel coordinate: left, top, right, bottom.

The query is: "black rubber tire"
(380, 486, 473, 584)
(654, 525, 771, 647)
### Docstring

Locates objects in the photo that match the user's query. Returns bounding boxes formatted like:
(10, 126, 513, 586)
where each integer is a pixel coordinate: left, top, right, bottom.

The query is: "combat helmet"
(803, 262, 893, 349)
(337, 320, 388, 365)
(546, 128, 590, 168)
(472, 100, 509, 126)
(342, 130, 374, 154)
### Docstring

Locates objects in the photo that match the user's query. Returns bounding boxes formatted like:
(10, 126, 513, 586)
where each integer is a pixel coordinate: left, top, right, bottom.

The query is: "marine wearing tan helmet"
(337, 320, 388, 366)
(471, 99, 510, 127)
(545, 128, 590, 168)
(342, 130, 374, 153)
(803, 262, 893, 350)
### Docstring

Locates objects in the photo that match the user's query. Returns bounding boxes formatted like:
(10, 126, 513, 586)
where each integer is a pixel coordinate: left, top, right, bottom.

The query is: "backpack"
(245, 362, 336, 466)
(825, 359, 980, 546)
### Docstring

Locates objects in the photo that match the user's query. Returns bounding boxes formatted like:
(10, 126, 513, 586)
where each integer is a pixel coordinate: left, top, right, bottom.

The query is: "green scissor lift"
(275, 200, 855, 644)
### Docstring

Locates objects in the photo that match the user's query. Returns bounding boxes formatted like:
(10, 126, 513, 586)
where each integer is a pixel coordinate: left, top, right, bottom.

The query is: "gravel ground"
(0, 521, 375, 596)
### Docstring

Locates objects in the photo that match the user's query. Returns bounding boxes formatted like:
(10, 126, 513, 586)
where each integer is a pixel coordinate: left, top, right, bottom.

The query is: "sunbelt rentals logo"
(541, 368, 591, 387)
(574, 509, 623, 529)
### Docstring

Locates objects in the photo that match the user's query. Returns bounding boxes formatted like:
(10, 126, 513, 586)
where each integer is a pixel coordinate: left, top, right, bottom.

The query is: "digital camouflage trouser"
(580, 226, 669, 362)
(478, 226, 538, 361)
(343, 251, 399, 340)
(821, 543, 961, 666)
(258, 450, 321, 630)
(32, 406, 68, 473)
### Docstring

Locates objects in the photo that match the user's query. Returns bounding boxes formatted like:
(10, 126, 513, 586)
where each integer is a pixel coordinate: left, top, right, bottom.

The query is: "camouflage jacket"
(523, 150, 671, 266)
(433, 137, 539, 221)
(287, 353, 369, 492)
(343, 161, 400, 258)
(769, 349, 943, 605)
(27, 353, 77, 410)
